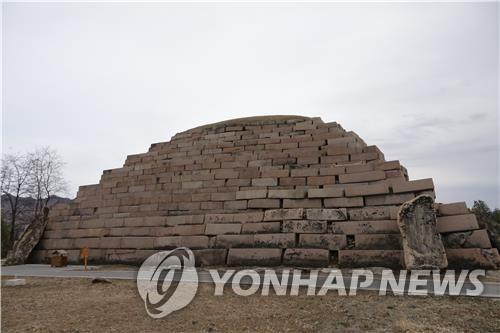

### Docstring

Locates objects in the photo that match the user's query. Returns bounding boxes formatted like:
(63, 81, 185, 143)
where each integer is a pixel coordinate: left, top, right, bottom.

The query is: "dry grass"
(1, 277, 499, 332)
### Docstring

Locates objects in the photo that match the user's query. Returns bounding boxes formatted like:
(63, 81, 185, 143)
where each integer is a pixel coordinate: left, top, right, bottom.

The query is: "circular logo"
(137, 247, 198, 318)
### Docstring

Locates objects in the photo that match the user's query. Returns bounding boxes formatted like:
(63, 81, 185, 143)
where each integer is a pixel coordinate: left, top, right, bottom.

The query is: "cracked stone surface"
(397, 195, 448, 269)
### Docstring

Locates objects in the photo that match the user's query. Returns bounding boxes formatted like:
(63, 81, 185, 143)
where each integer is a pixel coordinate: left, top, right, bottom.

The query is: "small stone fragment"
(4, 278, 26, 287)
(91, 277, 112, 284)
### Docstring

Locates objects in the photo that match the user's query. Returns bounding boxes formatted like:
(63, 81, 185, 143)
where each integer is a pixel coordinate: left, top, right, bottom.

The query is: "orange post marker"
(81, 247, 89, 271)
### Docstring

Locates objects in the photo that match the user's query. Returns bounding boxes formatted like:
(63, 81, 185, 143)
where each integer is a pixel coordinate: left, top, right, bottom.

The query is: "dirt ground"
(1, 277, 499, 333)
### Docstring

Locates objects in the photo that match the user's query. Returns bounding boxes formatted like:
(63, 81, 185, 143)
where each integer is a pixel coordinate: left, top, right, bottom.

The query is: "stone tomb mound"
(32, 116, 500, 268)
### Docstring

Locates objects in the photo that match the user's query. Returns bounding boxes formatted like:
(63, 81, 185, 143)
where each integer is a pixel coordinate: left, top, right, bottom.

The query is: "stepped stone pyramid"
(32, 116, 500, 268)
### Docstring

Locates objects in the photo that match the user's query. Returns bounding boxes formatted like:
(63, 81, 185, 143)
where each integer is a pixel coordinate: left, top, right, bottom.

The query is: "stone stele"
(397, 194, 448, 269)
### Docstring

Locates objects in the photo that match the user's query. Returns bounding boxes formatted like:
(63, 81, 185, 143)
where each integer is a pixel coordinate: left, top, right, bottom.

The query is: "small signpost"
(81, 247, 89, 271)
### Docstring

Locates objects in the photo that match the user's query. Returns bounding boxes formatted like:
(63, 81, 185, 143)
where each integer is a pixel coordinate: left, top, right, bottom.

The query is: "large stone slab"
(305, 208, 347, 221)
(227, 248, 282, 266)
(330, 220, 399, 234)
(397, 194, 447, 269)
(193, 249, 227, 266)
(282, 220, 327, 233)
(338, 250, 403, 268)
(446, 248, 500, 269)
(241, 222, 281, 234)
(355, 234, 402, 250)
(283, 248, 329, 267)
(436, 214, 479, 233)
(253, 233, 295, 248)
(442, 229, 492, 249)
(437, 202, 468, 216)
(298, 234, 347, 250)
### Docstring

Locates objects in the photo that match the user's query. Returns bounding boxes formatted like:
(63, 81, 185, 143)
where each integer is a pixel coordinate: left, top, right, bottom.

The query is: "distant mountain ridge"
(1, 194, 72, 208)
(1, 195, 73, 237)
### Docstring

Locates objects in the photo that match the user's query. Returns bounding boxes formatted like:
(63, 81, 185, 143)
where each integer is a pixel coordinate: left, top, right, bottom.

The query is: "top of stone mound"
(181, 115, 316, 133)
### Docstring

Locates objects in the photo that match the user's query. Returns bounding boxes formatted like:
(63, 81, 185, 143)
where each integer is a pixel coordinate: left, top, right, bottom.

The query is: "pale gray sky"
(2, 2, 499, 208)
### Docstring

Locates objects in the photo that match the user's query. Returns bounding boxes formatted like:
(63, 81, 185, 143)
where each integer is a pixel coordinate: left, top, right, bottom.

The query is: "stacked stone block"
(31, 116, 499, 268)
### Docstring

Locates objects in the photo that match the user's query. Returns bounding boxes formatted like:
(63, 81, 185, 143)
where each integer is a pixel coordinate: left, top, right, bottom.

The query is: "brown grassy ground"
(1, 277, 499, 333)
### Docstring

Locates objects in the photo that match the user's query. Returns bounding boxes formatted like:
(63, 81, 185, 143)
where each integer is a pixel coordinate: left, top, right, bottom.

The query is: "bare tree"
(1, 147, 67, 243)
(28, 147, 67, 218)
(1, 153, 31, 242)
(3, 147, 68, 264)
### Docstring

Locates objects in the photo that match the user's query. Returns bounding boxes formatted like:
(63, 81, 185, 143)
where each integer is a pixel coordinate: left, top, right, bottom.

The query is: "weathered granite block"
(397, 195, 447, 269)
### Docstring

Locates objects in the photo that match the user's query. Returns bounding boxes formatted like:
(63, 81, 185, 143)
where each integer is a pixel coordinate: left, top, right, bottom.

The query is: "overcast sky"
(2, 2, 499, 208)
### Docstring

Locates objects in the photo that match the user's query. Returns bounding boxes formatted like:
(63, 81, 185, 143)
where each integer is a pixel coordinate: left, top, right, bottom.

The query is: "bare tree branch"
(1, 147, 67, 244)
(1, 153, 32, 242)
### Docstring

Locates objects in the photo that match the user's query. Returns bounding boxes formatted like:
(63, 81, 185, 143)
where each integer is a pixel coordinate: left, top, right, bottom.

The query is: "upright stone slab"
(5, 207, 50, 265)
(397, 195, 448, 269)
